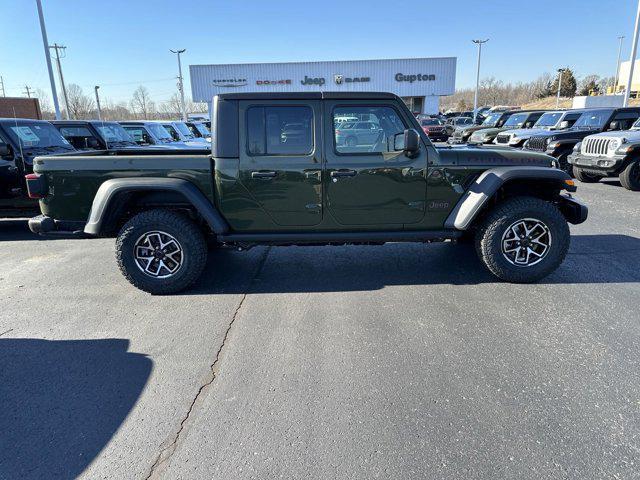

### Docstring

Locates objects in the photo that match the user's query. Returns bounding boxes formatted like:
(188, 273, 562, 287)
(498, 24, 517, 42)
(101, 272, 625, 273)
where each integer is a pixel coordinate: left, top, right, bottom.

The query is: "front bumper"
(28, 215, 86, 236)
(557, 194, 588, 225)
(567, 153, 626, 175)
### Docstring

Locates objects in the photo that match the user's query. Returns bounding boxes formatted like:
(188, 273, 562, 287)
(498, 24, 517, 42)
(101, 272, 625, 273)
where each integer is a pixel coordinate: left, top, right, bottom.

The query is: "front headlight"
(509, 136, 523, 146)
(573, 142, 582, 152)
(470, 133, 484, 142)
(608, 138, 622, 153)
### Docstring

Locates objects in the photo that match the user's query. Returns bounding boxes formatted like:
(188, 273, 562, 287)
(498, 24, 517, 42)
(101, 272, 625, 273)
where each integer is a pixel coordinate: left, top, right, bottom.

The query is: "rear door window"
(246, 106, 313, 156)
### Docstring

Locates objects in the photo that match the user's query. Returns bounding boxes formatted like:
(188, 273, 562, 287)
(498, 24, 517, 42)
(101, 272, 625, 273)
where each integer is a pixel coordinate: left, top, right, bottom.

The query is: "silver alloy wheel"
(501, 218, 552, 267)
(133, 231, 184, 278)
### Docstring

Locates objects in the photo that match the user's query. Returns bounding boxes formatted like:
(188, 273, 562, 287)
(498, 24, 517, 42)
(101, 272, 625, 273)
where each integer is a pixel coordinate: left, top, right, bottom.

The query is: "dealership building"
(189, 57, 456, 115)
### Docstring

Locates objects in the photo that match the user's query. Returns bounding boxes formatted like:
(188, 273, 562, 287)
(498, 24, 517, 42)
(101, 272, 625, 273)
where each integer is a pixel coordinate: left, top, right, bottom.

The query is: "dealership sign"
(256, 79, 292, 85)
(395, 73, 436, 83)
(334, 75, 370, 85)
(212, 78, 247, 87)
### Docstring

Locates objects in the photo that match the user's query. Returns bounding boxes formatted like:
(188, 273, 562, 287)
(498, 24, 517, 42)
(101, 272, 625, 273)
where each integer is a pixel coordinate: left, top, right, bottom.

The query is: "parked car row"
(0, 117, 212, 217)
(444, 106, 640, 191)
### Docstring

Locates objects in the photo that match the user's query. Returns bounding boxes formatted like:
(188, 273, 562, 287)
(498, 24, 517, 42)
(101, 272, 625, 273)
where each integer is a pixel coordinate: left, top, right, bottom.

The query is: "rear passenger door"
(238, 100, 322, 227)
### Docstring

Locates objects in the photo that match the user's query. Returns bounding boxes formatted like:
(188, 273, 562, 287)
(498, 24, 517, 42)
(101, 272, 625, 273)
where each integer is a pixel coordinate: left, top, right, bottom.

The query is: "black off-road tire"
(620, 160, 640, 191)
(573, 166, 601, 183)
(475, 196, 570, 283)
(115, 209, 207, 294)
(557, 153, 572, 176)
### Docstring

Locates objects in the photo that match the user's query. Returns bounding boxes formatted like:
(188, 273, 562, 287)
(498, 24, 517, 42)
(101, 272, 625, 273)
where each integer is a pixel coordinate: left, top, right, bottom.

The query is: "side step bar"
(217, 230, 462, 246)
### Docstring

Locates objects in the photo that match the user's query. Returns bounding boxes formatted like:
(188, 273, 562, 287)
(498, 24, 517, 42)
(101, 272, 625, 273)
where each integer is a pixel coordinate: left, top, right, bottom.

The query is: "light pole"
(624, 0, 640, 107)
(615, 36, 625, 93)
(50, 43, 70, 119)
(35, 0, 61, 119)
(556, 68, 564, 108)
(472, 39, 489, 123)
(94, 86, 102, 121)
(170, 49, 187, 121)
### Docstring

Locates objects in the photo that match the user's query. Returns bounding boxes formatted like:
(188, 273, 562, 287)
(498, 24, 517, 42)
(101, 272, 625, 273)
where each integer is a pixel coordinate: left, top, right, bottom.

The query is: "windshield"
(94, 122, 135, 143)
(173, 122, 195, 139)
(503, 113, 529, 128)
(194, 123, 210, 136)
(147, 123, 174, 142)
(573, 109, 614, 128)
(534, 112, 563, 127)
(421, 119, 442, 126)
(6, 122, 72, 150)
(482, 113, 503, 126)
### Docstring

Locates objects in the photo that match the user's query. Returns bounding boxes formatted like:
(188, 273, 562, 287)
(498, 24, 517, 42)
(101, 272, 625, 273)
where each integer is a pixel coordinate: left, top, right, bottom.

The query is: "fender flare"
(84, 177, 229, 235)
(444, 166, 572, 230)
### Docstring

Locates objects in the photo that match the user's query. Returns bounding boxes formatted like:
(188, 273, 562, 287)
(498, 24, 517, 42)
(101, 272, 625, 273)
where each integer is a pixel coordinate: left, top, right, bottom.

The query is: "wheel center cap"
(154, 249, 165, 259)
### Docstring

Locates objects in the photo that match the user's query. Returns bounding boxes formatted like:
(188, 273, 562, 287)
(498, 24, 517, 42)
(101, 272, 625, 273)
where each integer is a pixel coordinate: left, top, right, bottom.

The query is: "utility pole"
(23, 85, 33, 98)
(49, 43, 70, 119)
(615, 36, 625, 93)
(0, 76, 5, 97)
(556, 68, 564, 108)
(472, 39, 488, 123)
(94, 85, 102, 121)
(624, 0, 640, 107)
(170, 49, 188, 121)
(35, 0, 61, 119)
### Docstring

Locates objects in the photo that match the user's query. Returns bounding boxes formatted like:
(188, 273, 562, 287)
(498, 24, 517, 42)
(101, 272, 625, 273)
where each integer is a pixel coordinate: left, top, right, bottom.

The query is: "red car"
(420, 118, 448, 142)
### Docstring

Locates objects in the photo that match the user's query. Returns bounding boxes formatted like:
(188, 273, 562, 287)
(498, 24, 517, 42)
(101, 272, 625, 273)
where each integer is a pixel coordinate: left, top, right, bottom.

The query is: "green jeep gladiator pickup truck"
(27, 92, 587, 294)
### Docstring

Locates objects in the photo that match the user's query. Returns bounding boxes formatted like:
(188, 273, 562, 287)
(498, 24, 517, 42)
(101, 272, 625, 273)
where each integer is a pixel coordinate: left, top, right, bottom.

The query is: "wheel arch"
(84, 178, 229, 236)
(444, 167, 577, 230)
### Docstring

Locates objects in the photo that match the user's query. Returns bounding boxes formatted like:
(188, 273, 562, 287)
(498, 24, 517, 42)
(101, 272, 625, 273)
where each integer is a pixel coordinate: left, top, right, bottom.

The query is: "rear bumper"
(28, 215, 86, 236)
(557, 194, 588, 225)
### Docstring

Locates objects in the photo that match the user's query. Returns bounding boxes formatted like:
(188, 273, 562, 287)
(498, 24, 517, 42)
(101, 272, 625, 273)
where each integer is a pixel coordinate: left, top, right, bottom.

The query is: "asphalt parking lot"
(1, 179, 639, 480)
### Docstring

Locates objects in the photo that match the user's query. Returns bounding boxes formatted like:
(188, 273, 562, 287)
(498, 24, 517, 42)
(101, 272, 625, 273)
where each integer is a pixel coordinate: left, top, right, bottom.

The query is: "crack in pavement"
(145, 247, 271, 479)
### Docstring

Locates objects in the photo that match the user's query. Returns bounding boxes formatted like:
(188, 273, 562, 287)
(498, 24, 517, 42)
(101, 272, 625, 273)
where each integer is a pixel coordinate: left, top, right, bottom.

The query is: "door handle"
(251, 171, 277, 179)
(330, 169, 357, 178)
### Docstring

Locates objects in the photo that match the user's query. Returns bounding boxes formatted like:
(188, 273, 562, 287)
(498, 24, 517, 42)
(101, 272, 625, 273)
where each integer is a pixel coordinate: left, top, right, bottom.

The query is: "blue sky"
(1, 0, 638, 104)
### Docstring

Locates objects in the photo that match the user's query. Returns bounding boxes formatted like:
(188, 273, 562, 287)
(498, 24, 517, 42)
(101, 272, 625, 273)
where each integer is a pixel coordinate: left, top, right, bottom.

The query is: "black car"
(52, 120, 142, 150)
(523, 107, 640, 173)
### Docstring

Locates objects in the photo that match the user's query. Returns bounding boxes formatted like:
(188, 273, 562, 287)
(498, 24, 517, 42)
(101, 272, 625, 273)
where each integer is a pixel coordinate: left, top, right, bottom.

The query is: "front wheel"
(620, 160, 640, 191)
(116, 209, 208, 294)
(475, 197, 570, 283)
(573, 166, 601, 183)
(556, 154, 573, 176)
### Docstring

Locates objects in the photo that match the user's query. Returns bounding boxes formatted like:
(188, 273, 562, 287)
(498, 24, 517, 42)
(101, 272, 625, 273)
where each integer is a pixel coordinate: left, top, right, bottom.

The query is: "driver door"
(324, 101, 428, 227)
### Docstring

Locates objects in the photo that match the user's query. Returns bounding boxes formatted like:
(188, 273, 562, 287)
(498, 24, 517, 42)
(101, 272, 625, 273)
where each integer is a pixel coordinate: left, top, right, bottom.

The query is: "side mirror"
(395, 129, 420, 156)
(558, 121, 570, 129)
(0, 144, 11, 157)
(609, 121, 620, 131)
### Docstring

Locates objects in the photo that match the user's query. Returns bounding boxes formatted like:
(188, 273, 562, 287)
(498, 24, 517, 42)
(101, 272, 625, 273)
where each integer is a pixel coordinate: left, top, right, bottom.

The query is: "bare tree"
(66, 84, 95, 119)
(158, 93, 209, 119)
(130, 86, 155, 119)
(34, 88, 55, 119)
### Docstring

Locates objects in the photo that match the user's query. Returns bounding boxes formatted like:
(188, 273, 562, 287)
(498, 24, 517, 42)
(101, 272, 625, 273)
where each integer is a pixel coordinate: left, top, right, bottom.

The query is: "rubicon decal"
(395, 73, 436, 82)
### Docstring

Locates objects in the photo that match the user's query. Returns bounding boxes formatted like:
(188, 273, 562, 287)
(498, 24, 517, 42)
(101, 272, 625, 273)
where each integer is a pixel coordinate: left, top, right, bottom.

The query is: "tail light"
(25, 173, 47, 199)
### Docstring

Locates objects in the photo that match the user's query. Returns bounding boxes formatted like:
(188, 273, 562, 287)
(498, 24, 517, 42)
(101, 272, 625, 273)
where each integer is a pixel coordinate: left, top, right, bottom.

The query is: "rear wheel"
(475, 197, 570, 283)
(116, 209, 207, 294)
(620, 160, 640, 191)
(573, 166, 601, 183)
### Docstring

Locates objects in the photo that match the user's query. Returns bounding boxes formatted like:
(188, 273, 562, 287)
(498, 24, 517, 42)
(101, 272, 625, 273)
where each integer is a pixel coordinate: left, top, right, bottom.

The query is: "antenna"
(12, 108, 25, 163)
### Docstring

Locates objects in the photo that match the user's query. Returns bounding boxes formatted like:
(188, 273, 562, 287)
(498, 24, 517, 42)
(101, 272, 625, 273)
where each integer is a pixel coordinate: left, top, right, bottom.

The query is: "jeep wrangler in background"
(27, 92, 587, 294)
(523, 107, 640, 174)
(52, 120, 141, 150)
(568, 117, 640, 190)
(0, 118, 75, 217)
(448, 110, 517, 145)
(494, 110, 583, 148)
(468, 110, 546, 145)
